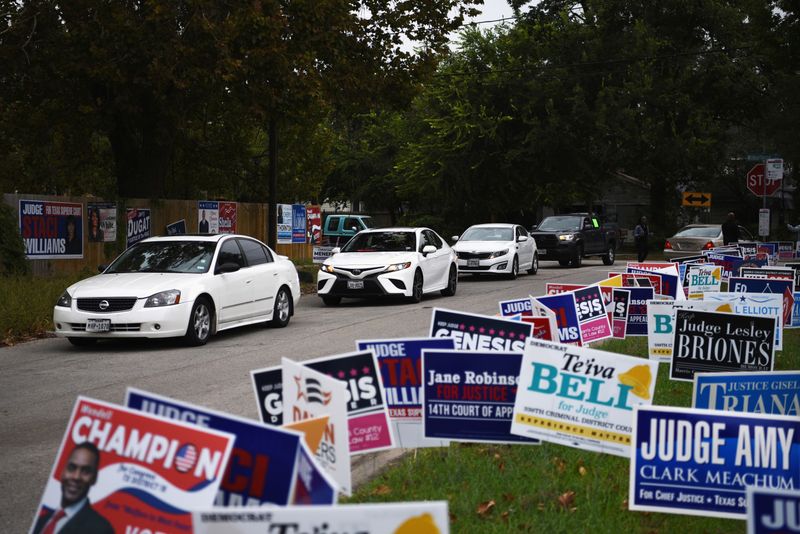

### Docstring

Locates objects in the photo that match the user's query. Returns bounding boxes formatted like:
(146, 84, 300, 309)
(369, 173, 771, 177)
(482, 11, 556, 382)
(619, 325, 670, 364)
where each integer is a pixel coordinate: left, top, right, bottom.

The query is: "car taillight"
(664, 241, 673, 250)
(702, 241, 714, 250)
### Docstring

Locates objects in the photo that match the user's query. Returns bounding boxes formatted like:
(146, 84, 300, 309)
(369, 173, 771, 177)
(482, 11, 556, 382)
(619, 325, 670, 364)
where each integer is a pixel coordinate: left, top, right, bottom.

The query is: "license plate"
(86, 319, 111, 333)
(347, 280, 364, 290)
(467, 259, 480, 267)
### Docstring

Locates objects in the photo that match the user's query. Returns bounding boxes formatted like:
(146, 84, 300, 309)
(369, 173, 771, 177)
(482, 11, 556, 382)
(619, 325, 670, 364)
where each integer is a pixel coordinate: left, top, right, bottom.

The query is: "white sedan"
(452, 223, 538, 279)
(317, 227, 458, 305)
(53, 234, 301, 347)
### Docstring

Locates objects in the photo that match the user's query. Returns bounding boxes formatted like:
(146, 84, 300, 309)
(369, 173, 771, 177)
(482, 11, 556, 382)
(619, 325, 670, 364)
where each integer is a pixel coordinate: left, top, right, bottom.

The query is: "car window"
(739, 226, 754, 240)
(106, 241, 215, 273)
(537, 216, 582, 232)
(326, 217, 338, 233)
(516, 226, 525, 239)
(424, 230, 442, 249)
(341, 231, 416, 252)
(460, 227, 514, 241)
(238, 238, 268, 266)
(217, 239, 245, 268)
(344, 217, 361, 232)
(674, 226, 721, 238)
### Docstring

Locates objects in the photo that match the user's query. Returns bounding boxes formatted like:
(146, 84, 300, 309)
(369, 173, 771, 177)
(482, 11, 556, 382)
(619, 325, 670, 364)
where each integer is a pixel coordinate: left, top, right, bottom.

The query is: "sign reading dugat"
(511, 339, 658, 457)
(630, 405, 800, 519)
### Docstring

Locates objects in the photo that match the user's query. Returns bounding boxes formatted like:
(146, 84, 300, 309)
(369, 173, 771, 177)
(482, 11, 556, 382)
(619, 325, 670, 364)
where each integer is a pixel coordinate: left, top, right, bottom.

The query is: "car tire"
(185, 296, 213, 346)
(68, 337, 96, 347)
(571, 245, 583, 268)
(269, 287, 292, 328)
(409, 270, 424, 303)
(322, 296, 341, 306)
(441, 265, 457, 296)
(527, 253, 538, 275)
(602, 245, 616, 266)
(507, 256, 519, 280)
(558, 259, 570, 267)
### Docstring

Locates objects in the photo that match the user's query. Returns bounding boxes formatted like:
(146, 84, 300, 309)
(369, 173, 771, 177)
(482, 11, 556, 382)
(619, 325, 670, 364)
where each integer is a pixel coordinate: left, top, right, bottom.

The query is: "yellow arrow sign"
(682, 192, 712, 207)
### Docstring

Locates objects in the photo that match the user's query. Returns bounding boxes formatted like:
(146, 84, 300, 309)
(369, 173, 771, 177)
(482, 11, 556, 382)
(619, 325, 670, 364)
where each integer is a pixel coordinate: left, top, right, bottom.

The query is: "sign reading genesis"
(746, 486, 800, 534)
(429, 308, 532, 352)
(573, 286, 612, 343)
(693, 371, 800, 417)
(670, 309, 776, 382)
(422, 350, 539, 445)
(630, 405, 800, 519)
(511, 339, 658, 457)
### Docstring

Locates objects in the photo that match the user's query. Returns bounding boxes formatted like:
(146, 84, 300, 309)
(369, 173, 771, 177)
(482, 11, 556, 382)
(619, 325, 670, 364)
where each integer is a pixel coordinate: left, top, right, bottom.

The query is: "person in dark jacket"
(722, 212, 740, 245)
(633, 216, 649, 262)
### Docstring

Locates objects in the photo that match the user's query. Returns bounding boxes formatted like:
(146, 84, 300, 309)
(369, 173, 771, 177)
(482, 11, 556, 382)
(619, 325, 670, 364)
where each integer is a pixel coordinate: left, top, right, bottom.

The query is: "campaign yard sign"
(356, 337, 455, 448)
(277, 203, 293, 244)
(687, 265, 723, 299)
(704, 293, 784, 350)
(630, 405, 800, 519)
(740, 266, 795, 281)
(198, 201, 220, 233)
(670, 309, 776, 382)
(545, 283, 586, 295)
(784, 262, 800, 291)
(626, 287, 655, 336)
(647, 300, 675, 361)
(611, 288, 630, 339)
(126, 208, 151, 248)
(511, 339, 658, 457)
(87, 202, 117, 242)
(191, 501, 451, 534)
(251, 366, 283, 425)
(746, 486, 800, 534)
(429, 308, 532, 352)
(533, 293, 582, 345)
(30, 397, 234, 534)
(218, 201, 237, 234)
(499, 297, 533, 317)
(573, 286, 612, 343)
(422, 350, 539, 445)
(125, 388, 336, 507)
(728, 277, 794, 326)
(520, 315, 558, 342)
(19, 199, 83, 259)
(291, 204, 306, 243)
(693, 371, 800, 417)
(166, 219, 187, 235)
(778, 241, 796, 260)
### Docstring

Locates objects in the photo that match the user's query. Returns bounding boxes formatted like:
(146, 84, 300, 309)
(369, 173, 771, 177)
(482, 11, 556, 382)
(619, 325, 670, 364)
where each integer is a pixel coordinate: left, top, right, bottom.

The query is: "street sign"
(681, 191, 711, 207)
(746, 163, 782, 196)
(759, 208, 770, 237)
(766, 158, 784, 181)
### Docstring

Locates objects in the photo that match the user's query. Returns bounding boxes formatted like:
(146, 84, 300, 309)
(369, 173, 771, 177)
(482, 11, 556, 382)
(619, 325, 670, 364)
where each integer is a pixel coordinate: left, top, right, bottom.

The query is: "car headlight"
(144, 290, 181, 308)
(489, 249, 509, 259)
(320, 264, 335, 274)
(386, 262, 412, 272)
(558, 234, 576, 241)
(56, 291, 72, 308)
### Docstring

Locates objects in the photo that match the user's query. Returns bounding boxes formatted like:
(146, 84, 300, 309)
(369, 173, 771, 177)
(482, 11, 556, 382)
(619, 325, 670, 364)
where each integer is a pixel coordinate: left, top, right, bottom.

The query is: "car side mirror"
(422, 245, 437, 256)
(531, 225, 538, 231)
(331, 247, 341, 254)
(451, 236, 459, 242)
(215, 262, 241, 274)
(97, 264, 108, 273)
(517, 235, 528, 242)
(351, 226, 358, 232)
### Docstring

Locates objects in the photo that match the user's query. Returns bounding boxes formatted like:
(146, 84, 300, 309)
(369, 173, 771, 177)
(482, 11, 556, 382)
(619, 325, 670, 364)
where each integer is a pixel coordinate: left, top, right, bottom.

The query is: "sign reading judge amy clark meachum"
(629, 405, 800, 520)
(422, 350, 539, 445)
(693, 371, 800, 417)
(747, 486, 800, 534)
(429, 308, 531, 352)
(510, 339, 658, 457)
(670, 309, 776, 382)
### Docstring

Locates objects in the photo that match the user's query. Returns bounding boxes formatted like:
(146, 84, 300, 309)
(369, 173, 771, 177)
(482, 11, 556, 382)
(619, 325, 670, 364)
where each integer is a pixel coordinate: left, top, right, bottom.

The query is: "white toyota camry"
(53, 234, 301, 347)
(317, 227, 458, 305)
(452, 223, 538, 278)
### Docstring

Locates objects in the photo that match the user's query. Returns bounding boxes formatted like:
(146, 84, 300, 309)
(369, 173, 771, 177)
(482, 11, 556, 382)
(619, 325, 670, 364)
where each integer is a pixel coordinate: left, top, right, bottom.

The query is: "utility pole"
(268, 118, 278, 250)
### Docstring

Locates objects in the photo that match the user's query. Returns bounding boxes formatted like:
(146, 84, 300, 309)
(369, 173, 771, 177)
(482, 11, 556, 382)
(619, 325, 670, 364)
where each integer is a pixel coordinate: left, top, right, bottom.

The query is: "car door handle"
(246, 280, 253, 284)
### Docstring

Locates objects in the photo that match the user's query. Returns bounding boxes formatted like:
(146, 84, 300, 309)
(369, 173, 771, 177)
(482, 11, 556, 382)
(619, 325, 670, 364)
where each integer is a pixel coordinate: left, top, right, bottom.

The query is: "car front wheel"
(571, 245, 583, 268)
(507, 255, 519, 280)
(441, 265, 457, 296)
(270, 287, 292, 327)
(527, 253, 538, 275)
(185, 296, 212, 346)
(409, 270, 424, 303)
(602, 245, 616, 265)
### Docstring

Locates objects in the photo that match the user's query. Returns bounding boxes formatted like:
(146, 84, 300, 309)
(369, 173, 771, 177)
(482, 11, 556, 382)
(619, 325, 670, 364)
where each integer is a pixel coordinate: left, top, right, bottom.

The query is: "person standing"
(722, 212, 739, 245)
(633, 216, 649, 262)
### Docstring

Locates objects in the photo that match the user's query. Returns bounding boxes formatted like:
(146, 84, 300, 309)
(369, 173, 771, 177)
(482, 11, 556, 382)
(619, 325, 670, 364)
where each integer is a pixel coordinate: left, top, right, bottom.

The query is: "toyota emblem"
(352, 269, 362, 276)
(99, 300, 110, 310)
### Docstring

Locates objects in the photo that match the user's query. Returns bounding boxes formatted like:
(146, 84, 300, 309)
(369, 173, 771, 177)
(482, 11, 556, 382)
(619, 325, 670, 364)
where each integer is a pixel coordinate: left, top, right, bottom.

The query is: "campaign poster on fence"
(191, 501, 451, 534)
(611, 288, 630, 339)
(687, 265, 723, 299)
(499, 297, 533, 317)
(218, 201, 237, 234)
(198, 201, 220, 233)
(291, 204, 306, 243)
(126, 208, 151, 248)
(520, 315, 558, 341)
(670, 309, 776, 382)
(574, 286, 612, 343)
(19, 199, 83, 259)
(281, 358, 352, 496)
(728, 277, 794, 326)
(429, 308, 532, 352)
(511, 339, 658, 457)
(533, 293, 582, 345)
(692, 371, 800, 417)
(277, 203, 293, 244)
(306, 205, 322, 244)
(746, 486, 800, 534)
(166, 219, 187, 235)
(704, 293, 784, 350)
(422, 350, 539, 445)
(626, 286, 655, 336)
(356, 337, 453, 448)
(29, 396, 234, 534)
(629, 405, 800, 519)
(87, 202, 116, 242)
(125, 388, 335, 507)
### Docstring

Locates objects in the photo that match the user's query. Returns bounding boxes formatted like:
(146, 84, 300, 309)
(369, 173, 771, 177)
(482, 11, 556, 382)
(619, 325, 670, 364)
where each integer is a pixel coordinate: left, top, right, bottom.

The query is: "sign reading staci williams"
(422, 350, 538, 445)
(30, 397, 234, 534)
(747, 486, 800, 534)
(693, 371, 800, 417)
(629, 405, 800, 519)
(429, 308, 531, 352)
(670, 309, 776, 382)
(19, 199, 83, 259)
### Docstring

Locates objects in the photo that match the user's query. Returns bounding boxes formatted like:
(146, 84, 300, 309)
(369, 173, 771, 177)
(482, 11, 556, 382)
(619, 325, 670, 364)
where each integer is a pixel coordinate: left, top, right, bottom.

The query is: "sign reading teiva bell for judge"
(669, 309, 776, 382)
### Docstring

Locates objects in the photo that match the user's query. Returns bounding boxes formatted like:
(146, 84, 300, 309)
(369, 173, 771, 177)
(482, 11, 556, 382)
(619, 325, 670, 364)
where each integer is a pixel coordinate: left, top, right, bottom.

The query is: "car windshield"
(674, 226, 721, 238)
(362, 218, 375, 229)
(460, 227, 513, 241)
(342, 231, 416, 252)
(106, 241, 216, 273)
(537, 216, 582, 232)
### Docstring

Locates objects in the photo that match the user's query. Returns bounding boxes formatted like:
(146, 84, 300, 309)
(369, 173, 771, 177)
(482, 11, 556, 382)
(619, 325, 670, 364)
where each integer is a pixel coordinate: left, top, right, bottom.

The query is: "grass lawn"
(345, 334, 800, 533)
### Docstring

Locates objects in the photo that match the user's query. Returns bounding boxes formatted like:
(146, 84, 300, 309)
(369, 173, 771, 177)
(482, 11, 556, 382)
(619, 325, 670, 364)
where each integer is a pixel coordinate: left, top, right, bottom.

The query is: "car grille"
(456, 251, 492, 260)
(533, 235, 558, 248)
(69, 323, 141, 332)
(77, 297, 138, 313)
(335, 267, 385, 277)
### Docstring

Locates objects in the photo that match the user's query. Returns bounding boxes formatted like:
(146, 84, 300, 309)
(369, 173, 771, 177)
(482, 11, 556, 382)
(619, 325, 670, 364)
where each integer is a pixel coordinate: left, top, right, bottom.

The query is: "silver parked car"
(663, 224, 754, 260)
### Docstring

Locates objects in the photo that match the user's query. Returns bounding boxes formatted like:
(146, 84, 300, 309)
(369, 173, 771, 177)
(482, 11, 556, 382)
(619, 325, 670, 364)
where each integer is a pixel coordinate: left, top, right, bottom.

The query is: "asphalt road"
(0, 260, 616, 533)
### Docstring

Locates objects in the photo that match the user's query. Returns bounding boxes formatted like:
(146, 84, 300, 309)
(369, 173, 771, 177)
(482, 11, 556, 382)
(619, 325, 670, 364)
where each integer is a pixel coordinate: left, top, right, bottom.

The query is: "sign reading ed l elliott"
(511, 339, 658, 457)
(19, 199, 83, 259)
(693, 371, 800, 417)
(670, 309, 776, 382)
(429, 308, 531, 352)
(629, 405, 800, 519)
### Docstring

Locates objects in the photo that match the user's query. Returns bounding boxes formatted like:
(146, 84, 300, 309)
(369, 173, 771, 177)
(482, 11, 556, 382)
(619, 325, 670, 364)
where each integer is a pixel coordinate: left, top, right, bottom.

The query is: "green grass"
(345, 332, 800, 533)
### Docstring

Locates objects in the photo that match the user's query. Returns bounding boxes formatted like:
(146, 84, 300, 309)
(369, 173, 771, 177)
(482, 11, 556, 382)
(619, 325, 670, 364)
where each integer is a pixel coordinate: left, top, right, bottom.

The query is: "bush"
(0, 202, 29, 276)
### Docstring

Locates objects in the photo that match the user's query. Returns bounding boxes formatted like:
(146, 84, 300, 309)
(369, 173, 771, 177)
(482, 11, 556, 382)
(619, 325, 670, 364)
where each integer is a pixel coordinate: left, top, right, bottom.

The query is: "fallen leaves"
(371, 484, 391, 496)
(557, 490, 577, 512)
(476, 499, 496, 517)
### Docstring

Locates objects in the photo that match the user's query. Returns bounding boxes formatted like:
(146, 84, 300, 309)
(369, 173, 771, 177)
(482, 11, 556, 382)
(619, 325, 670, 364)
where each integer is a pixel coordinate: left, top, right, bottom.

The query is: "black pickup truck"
(530, 213, 619, 267)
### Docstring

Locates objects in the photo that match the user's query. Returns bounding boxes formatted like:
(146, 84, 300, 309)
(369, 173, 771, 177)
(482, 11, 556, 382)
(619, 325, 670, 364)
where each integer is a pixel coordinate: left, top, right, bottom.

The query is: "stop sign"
(746, 163, 782, 196)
